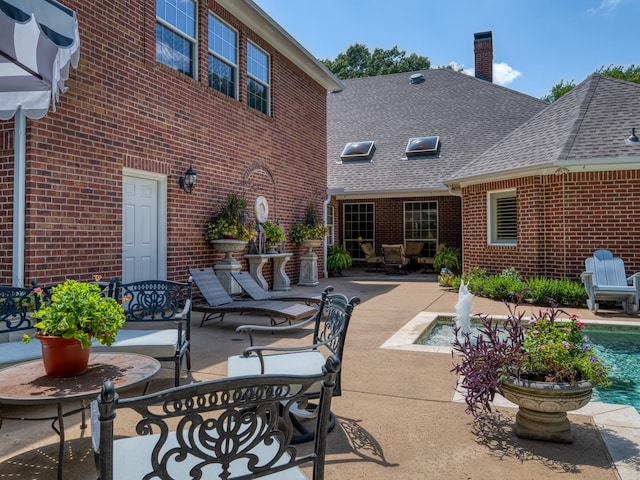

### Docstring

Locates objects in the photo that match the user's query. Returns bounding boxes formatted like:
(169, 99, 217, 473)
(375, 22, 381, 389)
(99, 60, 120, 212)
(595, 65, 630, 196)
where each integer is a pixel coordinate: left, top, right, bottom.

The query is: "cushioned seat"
(359, 242, 385, 271)
(92, 329, 185, 359)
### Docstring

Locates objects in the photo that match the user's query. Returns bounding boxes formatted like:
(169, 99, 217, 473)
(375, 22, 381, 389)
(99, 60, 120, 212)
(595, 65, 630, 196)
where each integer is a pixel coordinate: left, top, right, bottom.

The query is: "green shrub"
(456, 267, 587, 308)
(526, 277, 587, 307)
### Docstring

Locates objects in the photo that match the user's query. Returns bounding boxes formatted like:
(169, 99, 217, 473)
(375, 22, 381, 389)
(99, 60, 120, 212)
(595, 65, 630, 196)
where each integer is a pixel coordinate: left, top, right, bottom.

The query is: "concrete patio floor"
(1, 269, 639, 479)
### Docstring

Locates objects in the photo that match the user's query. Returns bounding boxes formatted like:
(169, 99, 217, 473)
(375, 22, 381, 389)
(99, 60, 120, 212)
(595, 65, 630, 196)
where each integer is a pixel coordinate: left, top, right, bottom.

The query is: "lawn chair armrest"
(235, 315, 317, 346)
(174, 298, 191, 321)
(626, 272, 640, 286)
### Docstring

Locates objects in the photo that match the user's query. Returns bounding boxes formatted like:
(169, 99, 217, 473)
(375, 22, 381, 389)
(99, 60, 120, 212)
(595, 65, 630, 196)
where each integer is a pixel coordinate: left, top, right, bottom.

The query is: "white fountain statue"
(455, 280, 473, 341)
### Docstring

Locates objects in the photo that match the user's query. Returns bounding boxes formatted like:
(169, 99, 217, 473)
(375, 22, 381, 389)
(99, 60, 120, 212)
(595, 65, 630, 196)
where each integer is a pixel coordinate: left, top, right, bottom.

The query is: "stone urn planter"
(37, 333, 91, 377)
(210, 239, 248, 261)
(499, 376, 593, 443)
(301, 239, 323, 254)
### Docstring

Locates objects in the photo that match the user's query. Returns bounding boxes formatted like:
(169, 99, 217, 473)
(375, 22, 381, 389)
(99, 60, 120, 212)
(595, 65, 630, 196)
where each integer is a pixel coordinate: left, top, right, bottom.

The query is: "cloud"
(587, 0, 623, 14)
(493, 62, 521, 86)
(451, 61, 521, 86)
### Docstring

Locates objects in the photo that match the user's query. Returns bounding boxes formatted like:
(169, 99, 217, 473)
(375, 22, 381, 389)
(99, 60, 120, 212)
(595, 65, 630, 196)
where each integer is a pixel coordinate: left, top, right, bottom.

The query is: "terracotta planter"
(37, 333, 91, 377)
(499, 376, 593, 443)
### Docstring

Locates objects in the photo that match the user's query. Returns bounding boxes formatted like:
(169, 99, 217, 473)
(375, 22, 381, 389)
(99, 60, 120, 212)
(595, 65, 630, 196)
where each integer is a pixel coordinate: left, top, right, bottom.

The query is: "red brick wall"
(330, 195, 462, 259)
(0, 1, 329, 285)
(0, 124, 14, 282)
(462, 171, 640, 280)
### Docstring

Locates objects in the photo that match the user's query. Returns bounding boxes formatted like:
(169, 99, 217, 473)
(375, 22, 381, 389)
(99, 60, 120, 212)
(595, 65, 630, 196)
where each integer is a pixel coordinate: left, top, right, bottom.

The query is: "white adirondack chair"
(581, 249, 640, 314)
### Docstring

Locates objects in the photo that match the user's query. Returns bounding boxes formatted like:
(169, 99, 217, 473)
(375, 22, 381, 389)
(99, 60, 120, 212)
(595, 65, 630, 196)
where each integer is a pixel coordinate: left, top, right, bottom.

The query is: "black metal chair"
(227, 286, 360, 443)
(92, 355, 341, 479)
(0, 285, 42, 367)
(101, 278, 192, 386)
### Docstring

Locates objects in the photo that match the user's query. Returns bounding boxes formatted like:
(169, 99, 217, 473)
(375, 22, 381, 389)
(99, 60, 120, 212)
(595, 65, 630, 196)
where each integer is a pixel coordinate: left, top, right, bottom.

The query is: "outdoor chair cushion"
(92, 328, 185, 359)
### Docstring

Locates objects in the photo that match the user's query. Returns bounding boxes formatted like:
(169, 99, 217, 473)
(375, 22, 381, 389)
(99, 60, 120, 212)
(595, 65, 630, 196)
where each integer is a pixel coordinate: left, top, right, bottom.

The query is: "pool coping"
(381, 312, 640, 480)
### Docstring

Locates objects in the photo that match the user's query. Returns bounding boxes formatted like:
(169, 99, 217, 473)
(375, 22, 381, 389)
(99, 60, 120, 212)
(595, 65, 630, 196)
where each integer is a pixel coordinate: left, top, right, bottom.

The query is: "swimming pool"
(416, 316, 640, 413)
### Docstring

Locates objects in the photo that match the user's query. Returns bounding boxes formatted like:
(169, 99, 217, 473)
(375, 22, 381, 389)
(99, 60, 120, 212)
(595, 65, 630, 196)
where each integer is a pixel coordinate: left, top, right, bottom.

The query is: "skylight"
(340, 141, 375, 162)
(405, 136, 441, 158)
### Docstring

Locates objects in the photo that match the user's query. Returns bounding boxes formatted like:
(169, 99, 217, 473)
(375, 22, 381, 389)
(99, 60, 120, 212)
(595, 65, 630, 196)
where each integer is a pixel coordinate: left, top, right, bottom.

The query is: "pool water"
(418, 320, 640, 413)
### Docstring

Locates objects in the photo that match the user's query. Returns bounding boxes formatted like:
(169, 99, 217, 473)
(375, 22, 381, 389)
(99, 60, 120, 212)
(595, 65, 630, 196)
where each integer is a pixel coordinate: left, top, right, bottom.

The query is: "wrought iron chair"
(0, 285, 42, 367)
(92, 355, 341, 479)
(98, 278, 192, 386)
(227, 286, 360, 443)
(359, 242, 385, 271)
(382, 244, 410, 275)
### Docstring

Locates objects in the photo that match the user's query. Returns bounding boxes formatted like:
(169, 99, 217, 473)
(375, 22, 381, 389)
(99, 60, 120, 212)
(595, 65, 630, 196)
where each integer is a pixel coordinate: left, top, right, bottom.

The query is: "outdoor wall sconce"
(178, 165, 197, 193)
(626, 128, 639, 145)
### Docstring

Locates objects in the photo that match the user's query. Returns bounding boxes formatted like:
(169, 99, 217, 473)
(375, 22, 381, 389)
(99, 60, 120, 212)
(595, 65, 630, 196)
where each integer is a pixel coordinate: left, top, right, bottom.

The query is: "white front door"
(122, 174, 165, 282)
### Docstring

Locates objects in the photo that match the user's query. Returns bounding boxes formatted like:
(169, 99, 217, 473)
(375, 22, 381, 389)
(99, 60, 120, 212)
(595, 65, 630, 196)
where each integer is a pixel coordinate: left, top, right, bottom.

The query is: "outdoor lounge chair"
(92, 356, 340, 480)
(382, 244, 410, 274)
(359, 242, 385, 271)
(190, 267, 318, 326)
(227, 286, 360, 443)
(230, 271, 321, 304)
(581, 249, 640, 314)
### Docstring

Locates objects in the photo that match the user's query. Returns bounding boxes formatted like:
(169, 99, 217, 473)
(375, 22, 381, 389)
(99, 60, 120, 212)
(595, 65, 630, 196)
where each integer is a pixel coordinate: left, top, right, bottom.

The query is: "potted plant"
(23, 278, 126, 377)
(205, 194, 255, 259)
(434, 245, 461, 286)
(326, 245, 352, 276)
(451, 302, 610, 442)
(262, 220, 286, 253)
(289, 204, 328, 251)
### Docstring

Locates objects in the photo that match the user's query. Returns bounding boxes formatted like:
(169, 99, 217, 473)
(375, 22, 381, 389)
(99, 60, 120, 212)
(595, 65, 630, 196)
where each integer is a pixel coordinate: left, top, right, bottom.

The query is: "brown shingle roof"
(327, 68, 547, 195)
(447, 74, 640, 184)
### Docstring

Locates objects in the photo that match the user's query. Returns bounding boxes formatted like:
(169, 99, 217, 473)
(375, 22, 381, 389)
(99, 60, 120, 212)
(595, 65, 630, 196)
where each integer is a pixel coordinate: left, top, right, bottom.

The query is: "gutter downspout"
(13, 107, 26, 287)
(323, 194, 330, 278)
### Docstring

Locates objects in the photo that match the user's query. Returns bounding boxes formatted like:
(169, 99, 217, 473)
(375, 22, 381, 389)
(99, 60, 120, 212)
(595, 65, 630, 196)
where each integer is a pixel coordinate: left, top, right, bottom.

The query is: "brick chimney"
(474, 31, 493, 83)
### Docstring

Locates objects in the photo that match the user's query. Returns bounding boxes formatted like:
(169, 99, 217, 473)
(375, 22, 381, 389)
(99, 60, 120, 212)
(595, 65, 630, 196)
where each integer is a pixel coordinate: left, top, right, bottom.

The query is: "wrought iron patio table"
(0, 352, 161, 480)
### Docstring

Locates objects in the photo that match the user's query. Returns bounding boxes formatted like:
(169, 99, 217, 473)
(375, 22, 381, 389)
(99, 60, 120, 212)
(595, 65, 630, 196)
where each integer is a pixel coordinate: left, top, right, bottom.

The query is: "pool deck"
(1, 270, 639, 479)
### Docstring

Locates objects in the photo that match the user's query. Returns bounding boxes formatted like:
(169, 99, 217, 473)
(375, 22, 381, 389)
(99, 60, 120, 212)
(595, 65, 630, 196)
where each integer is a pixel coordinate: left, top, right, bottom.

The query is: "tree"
(321, 43, 430, 80)
(543, 64, 640, 102)
(541, 79, 576, 103)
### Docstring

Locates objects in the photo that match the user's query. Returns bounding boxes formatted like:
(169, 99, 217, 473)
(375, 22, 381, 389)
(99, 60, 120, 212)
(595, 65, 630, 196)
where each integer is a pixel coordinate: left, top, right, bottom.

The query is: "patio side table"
(0, 352, 161, 480)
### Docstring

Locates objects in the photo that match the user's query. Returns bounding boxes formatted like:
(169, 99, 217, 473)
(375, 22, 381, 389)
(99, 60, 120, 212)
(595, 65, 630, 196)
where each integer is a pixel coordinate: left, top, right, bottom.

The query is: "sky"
(252, 0, 639, 99)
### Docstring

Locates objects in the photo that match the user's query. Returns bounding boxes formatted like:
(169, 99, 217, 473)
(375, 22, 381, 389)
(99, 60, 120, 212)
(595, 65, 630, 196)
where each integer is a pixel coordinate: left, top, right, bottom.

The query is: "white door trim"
(123, 168, 168, 280)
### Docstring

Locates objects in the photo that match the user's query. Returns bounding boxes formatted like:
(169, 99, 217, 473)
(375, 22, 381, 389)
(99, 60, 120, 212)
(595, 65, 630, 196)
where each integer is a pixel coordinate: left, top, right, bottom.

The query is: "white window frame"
(327, 206, 335, 246)
(156, 0, 198, 78)
(487, 189, 517, 246)
(207, 13, 238, 99)
(246, 41, 270, 115)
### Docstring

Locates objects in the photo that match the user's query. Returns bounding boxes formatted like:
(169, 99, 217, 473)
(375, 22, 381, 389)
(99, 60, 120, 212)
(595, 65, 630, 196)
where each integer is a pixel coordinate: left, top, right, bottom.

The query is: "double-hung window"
(207, 14, 237, 98)
(488, 189, 517, 245)
(247, 41, 270, 115)
(156, 0, 197, 77)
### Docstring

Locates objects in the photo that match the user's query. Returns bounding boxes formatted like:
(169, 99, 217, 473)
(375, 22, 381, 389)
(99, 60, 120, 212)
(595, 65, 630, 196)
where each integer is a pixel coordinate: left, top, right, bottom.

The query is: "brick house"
(446, 74, 640, 280)
(0, 0, 342, 286)
(326, 32, 547, 265)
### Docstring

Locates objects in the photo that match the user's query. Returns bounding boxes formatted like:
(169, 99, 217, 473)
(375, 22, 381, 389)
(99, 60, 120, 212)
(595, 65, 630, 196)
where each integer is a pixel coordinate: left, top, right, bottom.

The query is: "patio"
(1, 270, 638, 479)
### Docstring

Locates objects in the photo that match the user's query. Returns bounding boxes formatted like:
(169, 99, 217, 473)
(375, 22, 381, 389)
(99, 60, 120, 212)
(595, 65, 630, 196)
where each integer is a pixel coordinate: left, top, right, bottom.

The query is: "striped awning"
(0, 0, 80, 120)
